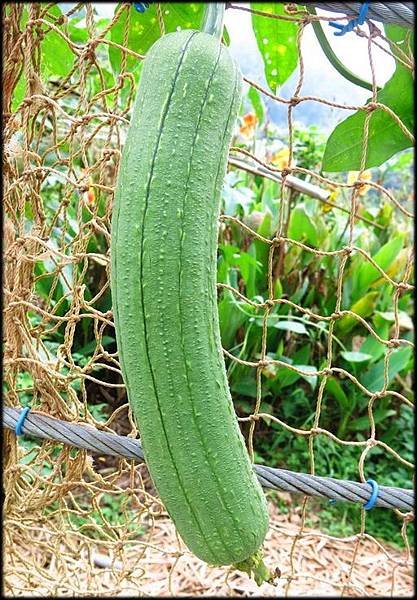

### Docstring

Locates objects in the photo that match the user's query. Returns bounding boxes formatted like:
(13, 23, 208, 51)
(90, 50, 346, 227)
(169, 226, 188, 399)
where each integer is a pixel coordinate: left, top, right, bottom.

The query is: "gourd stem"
(306, 5, 380, 92)
(202, 2, 225, 39)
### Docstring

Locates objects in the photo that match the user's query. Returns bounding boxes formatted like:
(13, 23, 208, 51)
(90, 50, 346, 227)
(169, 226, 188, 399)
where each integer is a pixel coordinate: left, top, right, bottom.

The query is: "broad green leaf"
(274, 278, 283, 299)
(322, 66, 414, 171)
(219, 245, 261, 298)
(385, 24, 414, 62)
(248, 86, 265, 124)
(293, 344, 310, 365)
(11, 73, 26, 112)
(360, 322, 389, 363)
(273, 360, 298, 389)
(341, 351, 372, 363)
(275, 320, 308, 335)
(251, 3, 297, 92)
(77, 336, 115, 356)
(360, 346, 412, 392)
(298, 365, 317, 390)
(11, 7, 29, 111)
(348, 408, 397, 432)
(324, 377, 350, 412)
(40, 5, 75, 77)
(371, 247, 410, 287)
(218, 271, 253, 348)
(354, 235, 404, 299)
(231, 372, 258, 398)
(67, 16, 89, 43)
(41, 32, 75, 77)
(272, 344, 311, 389)
(337, 291, 379, 334)
(109, 3, 204, 75)
(253, 211, 272, 289)
(377, 311, 413, 330)
(287, 205, 318, 247)
(245, 245, 259, 299)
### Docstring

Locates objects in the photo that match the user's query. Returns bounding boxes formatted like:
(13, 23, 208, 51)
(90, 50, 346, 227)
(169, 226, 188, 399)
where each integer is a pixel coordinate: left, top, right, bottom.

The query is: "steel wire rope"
(3, 407, 413, 512)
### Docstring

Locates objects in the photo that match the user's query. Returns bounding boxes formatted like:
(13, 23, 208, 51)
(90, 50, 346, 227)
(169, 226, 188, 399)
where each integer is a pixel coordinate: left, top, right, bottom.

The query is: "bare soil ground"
(5, 501, 413, 597)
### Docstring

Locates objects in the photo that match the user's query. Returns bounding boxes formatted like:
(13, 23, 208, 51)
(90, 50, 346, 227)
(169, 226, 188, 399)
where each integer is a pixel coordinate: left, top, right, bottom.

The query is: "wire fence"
(3, 2, 414, 596)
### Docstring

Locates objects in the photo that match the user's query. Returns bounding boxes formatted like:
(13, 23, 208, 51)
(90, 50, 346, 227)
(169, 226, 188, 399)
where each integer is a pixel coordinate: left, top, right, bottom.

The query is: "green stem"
(306, 6, 380, 92)
(202, 2, 225, 39)
(234, 549, 277, 586)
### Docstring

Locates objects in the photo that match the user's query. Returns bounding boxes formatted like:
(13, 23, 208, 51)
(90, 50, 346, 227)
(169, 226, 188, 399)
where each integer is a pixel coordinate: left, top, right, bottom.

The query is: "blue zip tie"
(329, 2, 369, 36)
(133, 2, 151, 13)
(15, 407, 31, 436)
(363, 479, 379, 510)
(328, 477, 378, 509)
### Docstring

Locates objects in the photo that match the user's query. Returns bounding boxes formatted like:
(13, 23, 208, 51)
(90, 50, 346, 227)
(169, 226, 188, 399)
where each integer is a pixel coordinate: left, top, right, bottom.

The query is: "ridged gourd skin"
(110, 30, 269, 567)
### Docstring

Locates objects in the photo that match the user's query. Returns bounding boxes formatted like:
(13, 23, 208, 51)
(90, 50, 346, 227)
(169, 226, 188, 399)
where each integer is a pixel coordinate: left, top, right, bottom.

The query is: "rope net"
(3, 3, 414, 596)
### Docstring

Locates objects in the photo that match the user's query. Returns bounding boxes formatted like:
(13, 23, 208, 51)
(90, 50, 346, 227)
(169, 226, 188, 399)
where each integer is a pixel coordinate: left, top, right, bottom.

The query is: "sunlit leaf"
(354, 235, 405, 300)
(109, 3, 204, 75)
(341, 351, 372, 363)
(322, 66, 413, 171)
(288, 205, 318, 247)
(251, 3, 298, 92)
(337, 291, 379, 334)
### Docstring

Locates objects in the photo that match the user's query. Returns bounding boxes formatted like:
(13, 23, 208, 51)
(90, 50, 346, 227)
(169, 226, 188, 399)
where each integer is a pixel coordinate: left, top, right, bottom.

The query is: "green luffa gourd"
(111, 29, 270, 579)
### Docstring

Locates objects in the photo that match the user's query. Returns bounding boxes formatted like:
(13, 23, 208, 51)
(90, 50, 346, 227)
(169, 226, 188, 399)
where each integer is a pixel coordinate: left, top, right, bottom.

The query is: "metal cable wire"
(3, 407, 413, 512)
(311, 2, 414, 27)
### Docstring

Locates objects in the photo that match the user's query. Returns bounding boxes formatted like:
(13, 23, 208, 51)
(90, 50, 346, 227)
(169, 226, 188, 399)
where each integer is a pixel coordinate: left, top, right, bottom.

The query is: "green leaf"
(222, 24, 230, 47)
(337, 291, 379, 334)
(287, 205, 318, 247)
(322, 65, 414, 171)
(109, 3, 204, 75)
(67, 16, 89, 43)
(251, 3, 298, 91)
(218, 291, 250, 349)
(360, 346, 412, 393)
(40, 6, 74, 77)
(354, 235, 404, 299)
(376, 311, 413, 331)
(360, 323, 389, 363)
(77, 336, 115, 357)
(275, 320, 308, 335)
(219, 245, 261, 299)
(298, 365, 317, 390)
(248, 86, 264, 124)
(12, 73, 26, 112)
(231, 372, 258, 398)
(11, 7, 29, 111)
(324, 377, 351, 412)
(341, 351, 372, 363)
(253, 211, 272, 290)
(384, 24, 414, 63)
(348, 408, 397, 432)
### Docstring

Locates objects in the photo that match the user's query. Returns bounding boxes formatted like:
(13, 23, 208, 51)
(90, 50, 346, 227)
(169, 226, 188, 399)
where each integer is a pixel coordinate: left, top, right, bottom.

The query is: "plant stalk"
(202, 2, 225, 39)
(306, 5, 380, 92)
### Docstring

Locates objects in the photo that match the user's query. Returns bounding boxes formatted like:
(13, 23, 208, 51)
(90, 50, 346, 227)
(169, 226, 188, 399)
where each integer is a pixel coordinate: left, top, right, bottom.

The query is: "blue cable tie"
(15, 407, 31, 436)
(329, 2, 369, 36)
(363, 479, 379, 510)
(133, 2, 151, 13)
